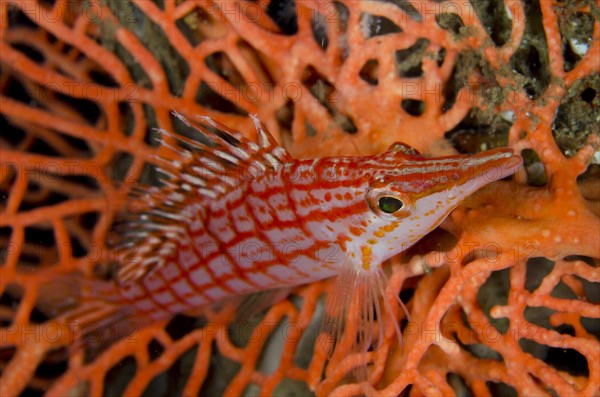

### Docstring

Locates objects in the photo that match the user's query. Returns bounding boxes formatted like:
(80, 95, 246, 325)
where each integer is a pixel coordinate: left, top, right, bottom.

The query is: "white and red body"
(115, 116, 521, 324)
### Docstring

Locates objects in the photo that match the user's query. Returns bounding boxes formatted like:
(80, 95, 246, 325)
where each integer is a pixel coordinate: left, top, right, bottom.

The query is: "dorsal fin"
(170, 112, 293, 181)
(113, 113, 293, 285)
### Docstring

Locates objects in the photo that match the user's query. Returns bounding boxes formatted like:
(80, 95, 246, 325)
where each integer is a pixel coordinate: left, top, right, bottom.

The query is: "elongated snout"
(456, 148, 522, 189)
(369, 147, 522, 197)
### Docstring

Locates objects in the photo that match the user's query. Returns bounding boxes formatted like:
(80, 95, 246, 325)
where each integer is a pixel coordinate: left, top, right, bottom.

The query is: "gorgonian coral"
(0, 1, 598, 396)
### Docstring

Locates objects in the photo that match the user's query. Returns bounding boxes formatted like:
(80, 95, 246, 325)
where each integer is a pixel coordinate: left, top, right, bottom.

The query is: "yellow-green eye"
(378, 196, 403, 213)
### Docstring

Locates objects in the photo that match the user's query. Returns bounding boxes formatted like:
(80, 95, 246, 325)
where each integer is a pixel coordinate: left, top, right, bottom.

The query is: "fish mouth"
(457, 148, 522, 188)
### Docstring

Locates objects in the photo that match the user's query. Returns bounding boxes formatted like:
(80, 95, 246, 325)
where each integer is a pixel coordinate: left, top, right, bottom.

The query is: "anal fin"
(37, 272, 148, 359)
(229, 287, 294, 324)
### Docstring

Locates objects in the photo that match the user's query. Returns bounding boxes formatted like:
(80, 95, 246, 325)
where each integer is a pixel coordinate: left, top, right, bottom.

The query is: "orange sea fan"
(0, 1, 599, 396)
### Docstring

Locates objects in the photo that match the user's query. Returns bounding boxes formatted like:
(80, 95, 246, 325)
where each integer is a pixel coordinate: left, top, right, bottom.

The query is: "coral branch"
(1, 1, 598, 396)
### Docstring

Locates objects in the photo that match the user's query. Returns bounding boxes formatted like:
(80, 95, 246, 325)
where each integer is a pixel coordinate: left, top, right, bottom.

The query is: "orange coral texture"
(1, 1, 599, 396)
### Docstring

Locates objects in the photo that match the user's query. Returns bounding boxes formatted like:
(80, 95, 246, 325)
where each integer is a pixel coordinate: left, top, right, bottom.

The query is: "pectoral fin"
(318, 260, 406, 380)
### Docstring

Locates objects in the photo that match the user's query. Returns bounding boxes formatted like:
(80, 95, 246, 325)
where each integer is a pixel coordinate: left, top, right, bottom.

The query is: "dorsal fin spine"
(213, 150, 239, 164)
(263, 153, 281, 169)
(115, 113, 292, 285)
(180, 173, 206, 187)
(231, 146, 251, 160)
(199, 188, 218, 198)
(251, 160, 267, 172)
(250, 114, 276, 149)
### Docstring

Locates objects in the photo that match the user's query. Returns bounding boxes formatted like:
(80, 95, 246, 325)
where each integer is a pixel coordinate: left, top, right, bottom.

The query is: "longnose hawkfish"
(51, 113, 521, 356)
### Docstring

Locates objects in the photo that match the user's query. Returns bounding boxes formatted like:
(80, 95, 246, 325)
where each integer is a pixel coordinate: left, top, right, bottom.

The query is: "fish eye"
(378, 196, 403, 213)
(367, 181, 413, 219)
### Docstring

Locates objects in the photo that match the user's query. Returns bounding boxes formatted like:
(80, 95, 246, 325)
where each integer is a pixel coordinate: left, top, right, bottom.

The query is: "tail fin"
(36, 272, 146, 357)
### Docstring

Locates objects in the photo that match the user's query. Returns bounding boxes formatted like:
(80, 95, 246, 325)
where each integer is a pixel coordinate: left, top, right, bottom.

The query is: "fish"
(43, 113, 522, 358)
